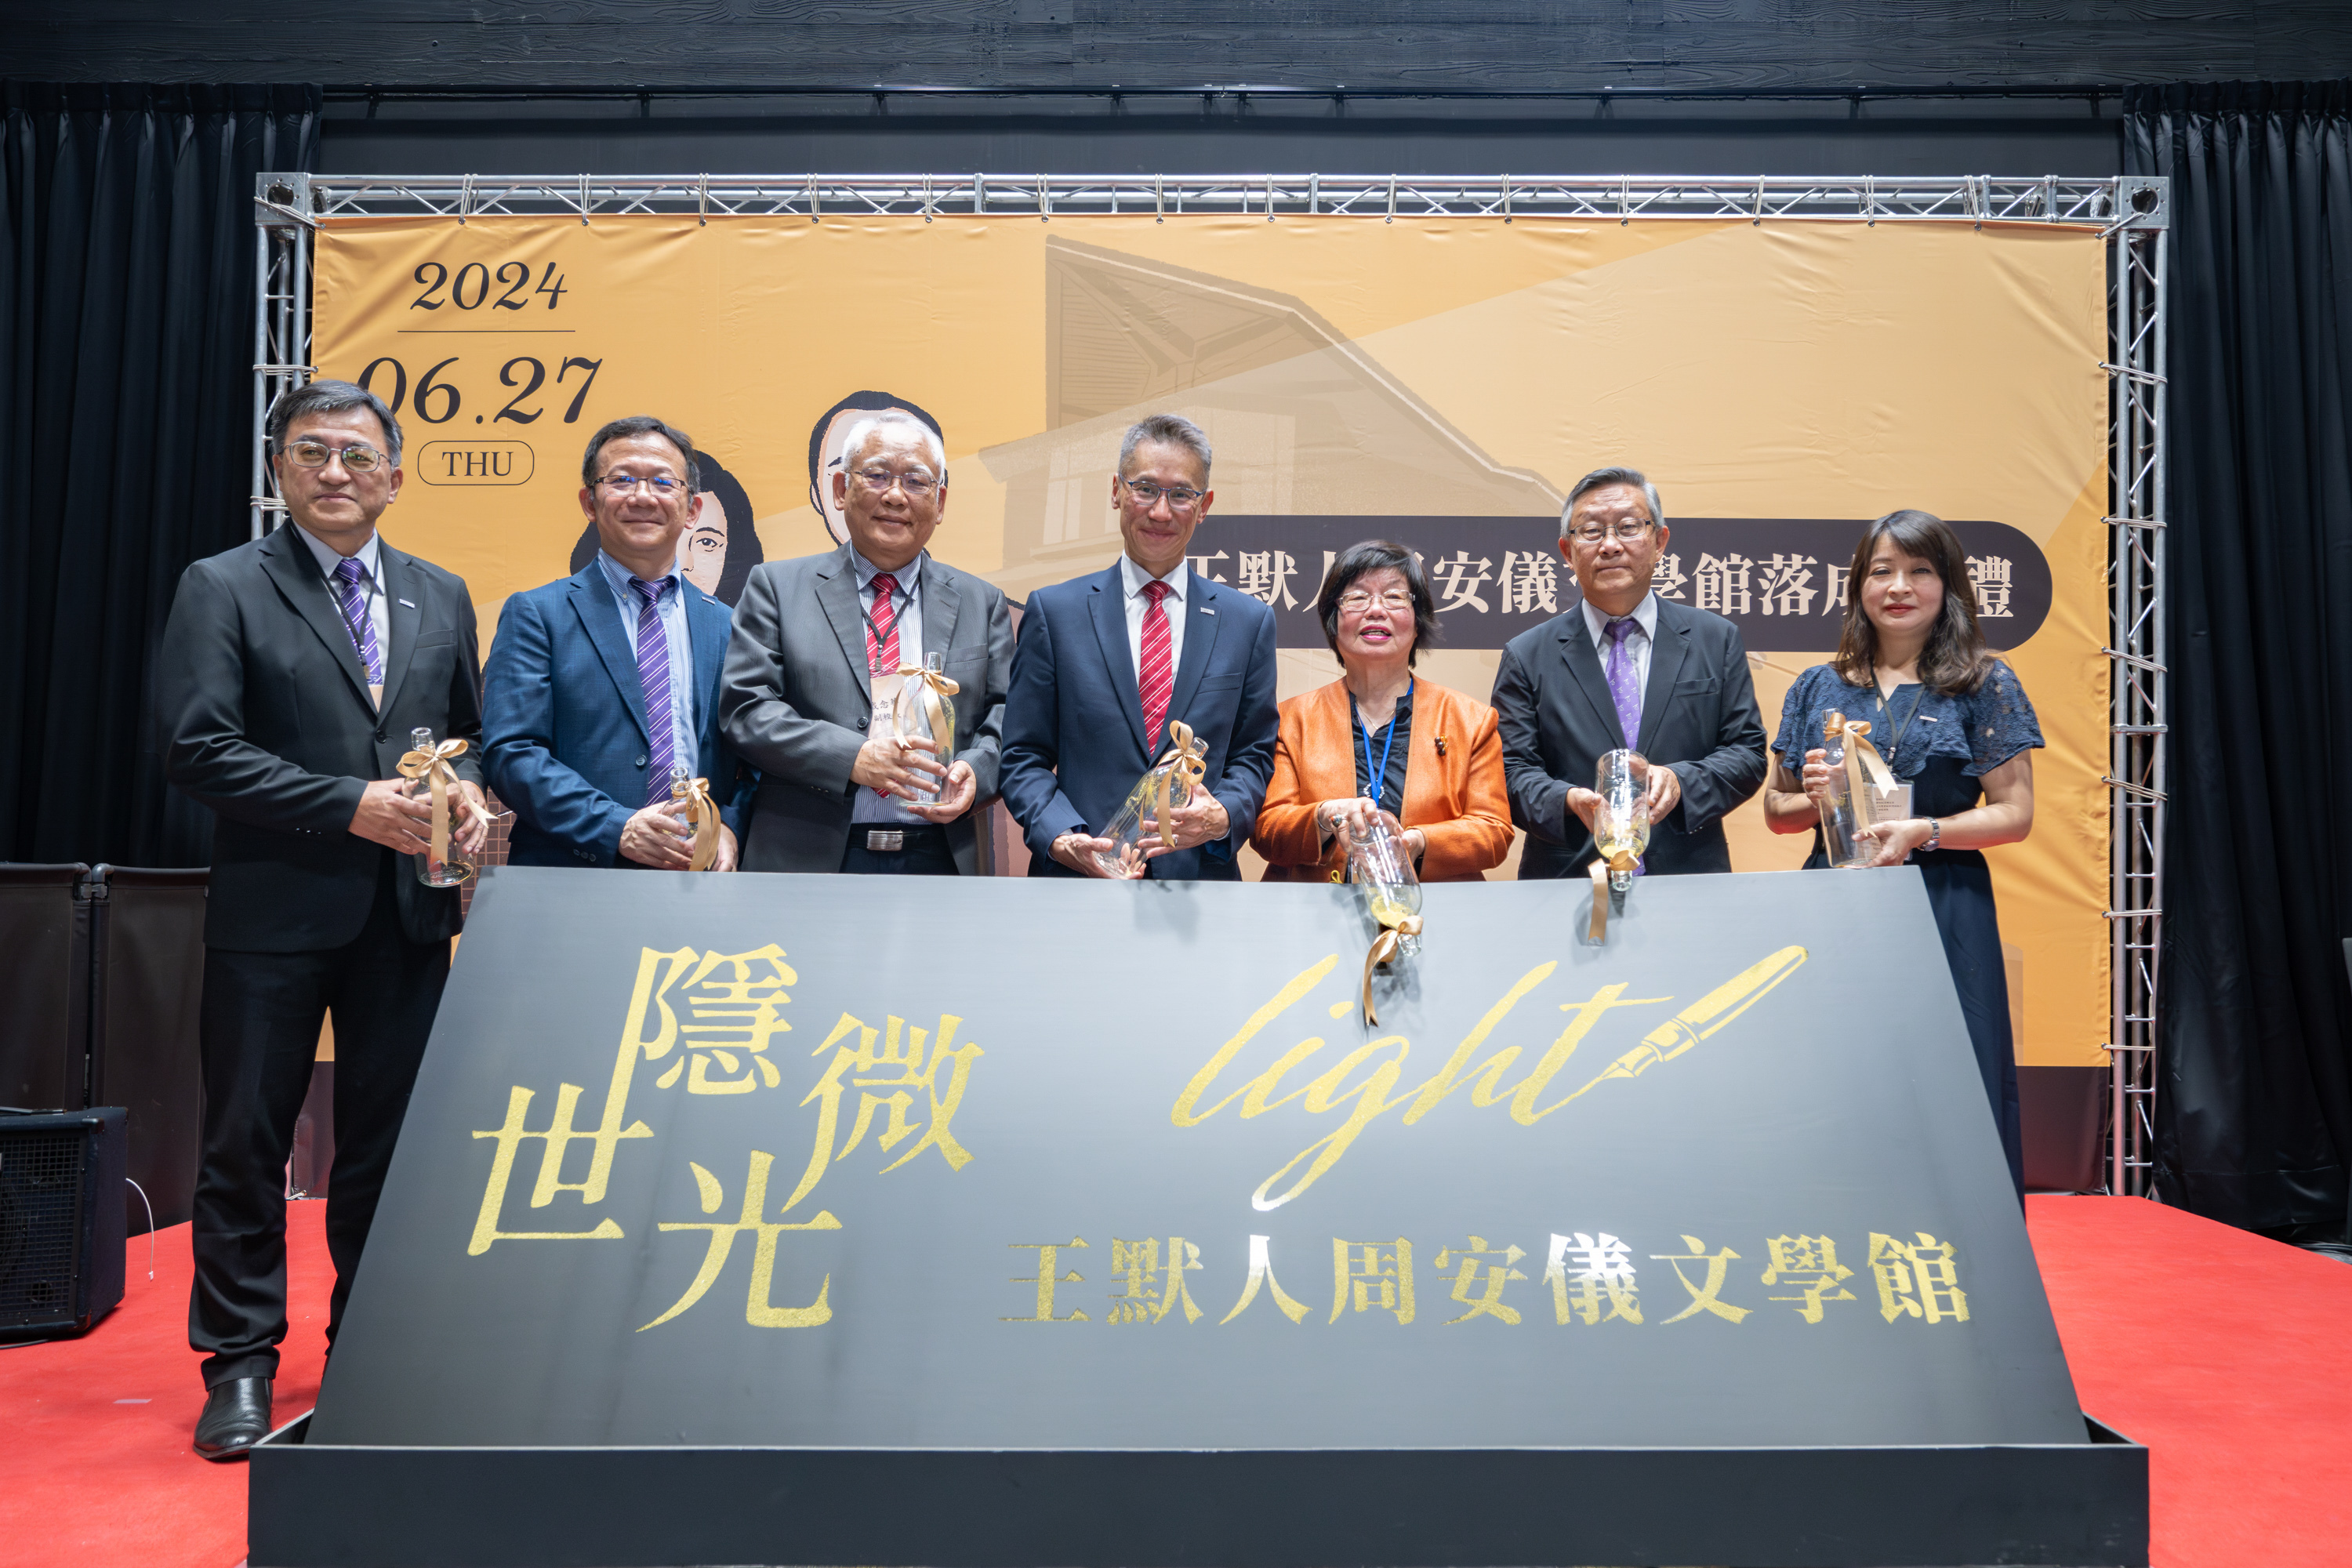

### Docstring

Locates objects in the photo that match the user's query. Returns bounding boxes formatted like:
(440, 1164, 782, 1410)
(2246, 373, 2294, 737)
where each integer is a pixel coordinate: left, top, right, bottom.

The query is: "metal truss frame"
(251, 171, 2169, 1191)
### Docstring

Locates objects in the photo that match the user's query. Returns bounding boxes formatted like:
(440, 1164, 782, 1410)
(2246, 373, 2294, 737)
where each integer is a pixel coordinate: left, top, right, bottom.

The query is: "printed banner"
(310, 213, 2111, 1065)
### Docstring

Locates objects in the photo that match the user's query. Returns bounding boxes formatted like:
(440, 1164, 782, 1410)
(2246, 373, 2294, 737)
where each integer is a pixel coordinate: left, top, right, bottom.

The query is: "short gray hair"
(267, 379, 404, 466)
(1119, 412, 1212, 484)
(1560, 466, 1664, 539)
(837, 410, 947, 482)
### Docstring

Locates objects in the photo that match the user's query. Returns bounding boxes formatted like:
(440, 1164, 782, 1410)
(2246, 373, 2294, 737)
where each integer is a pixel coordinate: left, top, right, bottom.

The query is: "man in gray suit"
(720, 410, 1013, 874)
(1492, 465, 1767, 879)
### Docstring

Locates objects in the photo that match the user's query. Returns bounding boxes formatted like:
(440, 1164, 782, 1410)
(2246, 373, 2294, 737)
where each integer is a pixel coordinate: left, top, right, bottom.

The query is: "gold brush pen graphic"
(1553, 946, 1809, 1109)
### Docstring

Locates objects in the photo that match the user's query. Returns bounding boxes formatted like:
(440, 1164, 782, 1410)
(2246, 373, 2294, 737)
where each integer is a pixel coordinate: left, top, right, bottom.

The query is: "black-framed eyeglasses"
(1566, 521, 1655, 545)
(597, 473, 687, 495)
(1120, 477, 1204, 513)
(284, 439, 388, 473)
(854, 467, 940, 499)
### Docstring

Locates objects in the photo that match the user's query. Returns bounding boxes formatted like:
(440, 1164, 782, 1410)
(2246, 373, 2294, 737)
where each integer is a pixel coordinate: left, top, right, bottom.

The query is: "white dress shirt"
(851, 549, 926, 826)
(1580, 588, 1660, 699)
(1119, 553, 1189, 683)
(292, 524, 390, 706)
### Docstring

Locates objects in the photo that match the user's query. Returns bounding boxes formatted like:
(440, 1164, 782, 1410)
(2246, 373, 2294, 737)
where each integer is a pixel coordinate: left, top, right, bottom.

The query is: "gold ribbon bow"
(1359, 905, 1424, 1028)
(1826, 710, 1904, 842)
(396, 737, 471, 877)
(670, 774, 720, 873)
(1149, 720, 1210, 848)
(893, 662, 961, 767)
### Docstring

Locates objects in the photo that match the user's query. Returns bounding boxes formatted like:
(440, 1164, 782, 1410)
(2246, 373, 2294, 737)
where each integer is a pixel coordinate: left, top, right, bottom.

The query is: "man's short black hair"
(266, 379, 404, 466)
(581, 416, 700, 494)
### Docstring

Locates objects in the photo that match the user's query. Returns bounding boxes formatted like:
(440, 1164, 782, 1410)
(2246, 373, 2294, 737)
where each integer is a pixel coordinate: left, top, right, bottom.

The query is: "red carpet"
(2, 1196, 2347, 1566)
(2025, 1194, 2352, 1568)
(0, 1203, 328, 1568)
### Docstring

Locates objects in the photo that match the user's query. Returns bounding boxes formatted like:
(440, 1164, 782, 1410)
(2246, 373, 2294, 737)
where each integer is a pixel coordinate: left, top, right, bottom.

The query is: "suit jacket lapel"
(1165, 572, 1222, 735)
(256, 526, 374, 715)
(920, 557, 960, 667)
(374, 546, 423, 717)
(816, 547, 878, 697)
(569, 564, 653, 746)
(1635, 603, 1693, 756)
(1557, 598, 1626, 746)
(1087, 563, 1150, 761)
(685, 586, 728, 739)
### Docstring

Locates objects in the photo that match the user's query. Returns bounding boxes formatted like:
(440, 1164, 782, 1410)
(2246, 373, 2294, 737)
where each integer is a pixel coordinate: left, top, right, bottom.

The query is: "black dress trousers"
(188, 849, 449, 1387)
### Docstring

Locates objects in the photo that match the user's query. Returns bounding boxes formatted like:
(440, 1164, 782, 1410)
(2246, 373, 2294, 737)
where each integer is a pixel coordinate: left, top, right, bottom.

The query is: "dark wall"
(316, 95, 2127, 180)
(8, 2, 2350, 91)
(13, 2, 2352, 178)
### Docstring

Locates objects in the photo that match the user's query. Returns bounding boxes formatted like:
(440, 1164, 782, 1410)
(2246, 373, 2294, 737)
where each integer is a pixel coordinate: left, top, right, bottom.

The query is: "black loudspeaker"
(0, 864, 94, 1112)
(88, 866, 209, 1231)
(0, 1106, 127, 1341)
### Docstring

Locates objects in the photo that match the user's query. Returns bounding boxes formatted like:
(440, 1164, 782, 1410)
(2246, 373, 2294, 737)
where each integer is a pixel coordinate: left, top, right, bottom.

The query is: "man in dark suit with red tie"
(999, 413, 1280, 879)
(157, 380, 489, 1458)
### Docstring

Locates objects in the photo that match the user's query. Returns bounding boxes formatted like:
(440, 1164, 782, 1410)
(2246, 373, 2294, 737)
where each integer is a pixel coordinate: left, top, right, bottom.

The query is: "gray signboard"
(309, 866, 2082, 1455)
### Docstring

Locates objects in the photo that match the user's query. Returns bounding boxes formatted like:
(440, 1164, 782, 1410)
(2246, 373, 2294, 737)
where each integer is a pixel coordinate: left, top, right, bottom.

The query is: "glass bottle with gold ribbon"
(1820, 710, 1911, 868)
(891, 651, 959, 806)
(1091, 720, 1209, 876)
(401, 726, 475, 887)
(1592, 748, 1652, 895)
(667, 762, 720, 873)
(1348, 810, 1423, 1025)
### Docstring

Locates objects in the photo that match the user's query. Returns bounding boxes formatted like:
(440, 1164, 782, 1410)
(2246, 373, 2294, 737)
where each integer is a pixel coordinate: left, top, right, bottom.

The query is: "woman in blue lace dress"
(1762, 510, 2042, 1196)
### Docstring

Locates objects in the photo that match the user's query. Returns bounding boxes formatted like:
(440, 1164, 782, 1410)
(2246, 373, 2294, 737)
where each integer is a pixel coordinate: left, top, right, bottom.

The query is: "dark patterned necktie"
(332, 557, 383, 695)
(631, 577, 677, 805)
(1604, 616, 1642, 749)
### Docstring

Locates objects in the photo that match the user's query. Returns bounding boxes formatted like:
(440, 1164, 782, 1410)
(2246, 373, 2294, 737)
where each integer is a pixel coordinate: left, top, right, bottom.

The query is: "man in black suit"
(1493, 466, 1766, 878)
(158, 379, 489, 1458)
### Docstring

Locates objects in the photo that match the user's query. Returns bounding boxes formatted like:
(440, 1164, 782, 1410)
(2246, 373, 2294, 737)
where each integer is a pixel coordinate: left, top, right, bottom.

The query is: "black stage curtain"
(0, 83, 319, 868)
(2125, 82, 2352, 1236)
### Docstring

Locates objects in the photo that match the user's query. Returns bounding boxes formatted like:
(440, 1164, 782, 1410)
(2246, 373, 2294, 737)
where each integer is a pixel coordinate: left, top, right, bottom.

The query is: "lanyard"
(1871, 677, 1928, 764)
(1353, 681, 1410, 811)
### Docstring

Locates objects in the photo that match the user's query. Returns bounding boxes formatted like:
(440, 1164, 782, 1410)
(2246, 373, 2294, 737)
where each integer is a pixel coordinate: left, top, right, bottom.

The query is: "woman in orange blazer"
(1253, 540, 1515, 883)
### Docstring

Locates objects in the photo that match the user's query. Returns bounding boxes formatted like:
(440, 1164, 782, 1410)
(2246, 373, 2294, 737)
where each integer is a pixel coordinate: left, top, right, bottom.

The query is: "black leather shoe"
(192, 1377, 273, 1461)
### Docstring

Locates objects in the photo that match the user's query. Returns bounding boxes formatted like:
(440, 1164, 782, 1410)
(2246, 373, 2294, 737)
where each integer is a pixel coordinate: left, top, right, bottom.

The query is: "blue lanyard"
(1353, 681, 1409, 811)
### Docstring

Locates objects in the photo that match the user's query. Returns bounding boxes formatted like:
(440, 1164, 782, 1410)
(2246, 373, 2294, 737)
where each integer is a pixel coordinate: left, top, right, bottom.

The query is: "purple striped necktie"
(631, 577, 677, 805)
(1603, 615, 1643, 749)
(332, 557, 384, 696)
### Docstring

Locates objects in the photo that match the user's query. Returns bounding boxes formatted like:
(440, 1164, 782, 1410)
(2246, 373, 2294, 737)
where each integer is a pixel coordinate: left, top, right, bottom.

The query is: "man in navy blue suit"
(485, 416, 751, 870)
(1000, 413, 1279, 880)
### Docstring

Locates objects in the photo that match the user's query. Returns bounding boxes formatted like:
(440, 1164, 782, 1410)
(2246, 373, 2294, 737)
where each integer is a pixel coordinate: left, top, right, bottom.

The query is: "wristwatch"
(1923, 817, 1941, 852)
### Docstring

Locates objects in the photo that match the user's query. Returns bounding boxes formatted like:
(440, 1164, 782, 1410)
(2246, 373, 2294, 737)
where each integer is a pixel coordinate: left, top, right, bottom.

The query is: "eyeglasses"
(1338, 590, 1415, 614)
(1566, 521, 1656, 545)
(1120, 477, 1205, 513)
(854, 467, 939, 499)
(597, 473, 686, 495)
(284, 439, 387, 473)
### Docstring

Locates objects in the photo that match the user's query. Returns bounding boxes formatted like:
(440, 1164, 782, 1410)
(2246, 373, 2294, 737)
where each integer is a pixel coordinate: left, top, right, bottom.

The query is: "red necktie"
(866, 572, 900, 797)
(1138, 579, 1174, 750)
(866, 572, 901, 674)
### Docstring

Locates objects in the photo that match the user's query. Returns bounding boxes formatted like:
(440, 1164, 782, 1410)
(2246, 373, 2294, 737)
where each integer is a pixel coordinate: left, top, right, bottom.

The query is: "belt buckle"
(866, 829, 906, 852)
